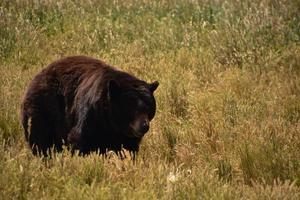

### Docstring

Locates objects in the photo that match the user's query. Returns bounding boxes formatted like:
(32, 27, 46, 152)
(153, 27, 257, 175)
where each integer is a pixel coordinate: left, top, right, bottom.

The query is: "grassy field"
(1, 0, 300, 199)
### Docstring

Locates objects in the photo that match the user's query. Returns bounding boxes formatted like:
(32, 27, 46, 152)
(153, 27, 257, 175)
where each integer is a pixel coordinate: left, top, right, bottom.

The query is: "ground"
(0, 0, 300, 199)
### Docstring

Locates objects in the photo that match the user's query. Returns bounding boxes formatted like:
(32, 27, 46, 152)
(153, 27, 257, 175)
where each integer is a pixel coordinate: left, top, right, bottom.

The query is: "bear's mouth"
(128, 126, 145, 138)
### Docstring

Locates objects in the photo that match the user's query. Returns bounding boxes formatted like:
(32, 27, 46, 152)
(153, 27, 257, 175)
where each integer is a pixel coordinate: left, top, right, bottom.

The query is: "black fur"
(21, 56, 159, 156)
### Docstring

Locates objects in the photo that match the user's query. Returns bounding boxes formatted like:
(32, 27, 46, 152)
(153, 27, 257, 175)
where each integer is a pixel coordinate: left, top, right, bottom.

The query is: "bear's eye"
(136, 99, 148, 112)
(126, 97, 139, 108)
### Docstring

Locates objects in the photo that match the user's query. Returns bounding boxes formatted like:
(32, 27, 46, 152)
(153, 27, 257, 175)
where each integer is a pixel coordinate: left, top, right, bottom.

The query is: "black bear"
(21, 56, 159, 156)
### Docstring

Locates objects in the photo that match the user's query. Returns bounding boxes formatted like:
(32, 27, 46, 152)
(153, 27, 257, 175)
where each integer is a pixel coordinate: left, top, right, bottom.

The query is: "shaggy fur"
(21, 56, 159, 156)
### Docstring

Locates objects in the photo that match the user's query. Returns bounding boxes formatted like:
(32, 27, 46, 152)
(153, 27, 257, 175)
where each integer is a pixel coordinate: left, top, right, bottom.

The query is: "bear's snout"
(130, 113, 150, 137)
(139, 119, 149, 134)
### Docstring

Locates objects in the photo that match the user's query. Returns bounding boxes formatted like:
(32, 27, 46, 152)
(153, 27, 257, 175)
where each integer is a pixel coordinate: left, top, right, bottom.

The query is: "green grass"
(1, 0, 300, 199)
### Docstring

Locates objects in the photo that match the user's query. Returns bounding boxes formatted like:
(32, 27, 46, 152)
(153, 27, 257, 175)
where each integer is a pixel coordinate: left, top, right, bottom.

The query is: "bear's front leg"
(67, 103, 96, 155)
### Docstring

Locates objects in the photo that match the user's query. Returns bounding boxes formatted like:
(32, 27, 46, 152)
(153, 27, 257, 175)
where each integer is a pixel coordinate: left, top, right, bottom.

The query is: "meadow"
(0, 0, 300, 199)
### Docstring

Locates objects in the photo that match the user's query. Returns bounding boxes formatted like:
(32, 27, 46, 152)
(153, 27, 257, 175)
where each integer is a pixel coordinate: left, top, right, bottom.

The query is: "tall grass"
(1, 0, 300, 199)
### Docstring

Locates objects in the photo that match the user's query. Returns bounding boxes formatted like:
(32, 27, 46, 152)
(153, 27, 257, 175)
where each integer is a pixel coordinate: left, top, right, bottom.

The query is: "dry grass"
(1, 0, 300, 199)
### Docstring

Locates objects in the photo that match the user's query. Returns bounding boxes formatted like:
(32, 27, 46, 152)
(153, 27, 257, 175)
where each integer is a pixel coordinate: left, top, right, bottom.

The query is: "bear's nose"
(140, 120, 149, 134)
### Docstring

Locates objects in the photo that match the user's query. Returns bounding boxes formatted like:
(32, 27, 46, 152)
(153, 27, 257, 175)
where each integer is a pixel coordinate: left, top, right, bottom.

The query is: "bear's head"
(107, 79, 159, 138)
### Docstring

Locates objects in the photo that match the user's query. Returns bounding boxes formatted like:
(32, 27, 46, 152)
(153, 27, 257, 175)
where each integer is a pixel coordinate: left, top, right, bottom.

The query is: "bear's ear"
(148, 81, 159, 93)
(108, 80, 121, 100)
